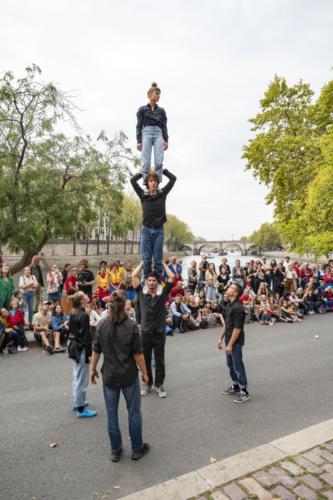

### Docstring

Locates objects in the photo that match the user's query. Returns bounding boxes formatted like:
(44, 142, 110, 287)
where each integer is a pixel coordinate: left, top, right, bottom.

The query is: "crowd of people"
(1, 253, 333, 356)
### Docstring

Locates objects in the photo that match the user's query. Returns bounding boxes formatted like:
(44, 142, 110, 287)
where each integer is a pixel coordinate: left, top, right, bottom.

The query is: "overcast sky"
(1, 0, 332, 240)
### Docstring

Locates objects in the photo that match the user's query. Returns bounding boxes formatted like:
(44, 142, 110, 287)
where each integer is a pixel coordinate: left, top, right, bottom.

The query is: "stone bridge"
(180, 240, 257, 256)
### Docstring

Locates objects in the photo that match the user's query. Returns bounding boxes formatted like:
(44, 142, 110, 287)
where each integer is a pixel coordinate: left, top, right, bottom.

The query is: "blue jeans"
(22, 290, 35, 324)
(141, 225, 164, 278)
(72, 348, 89, 409)
(226, 342, 248, 388)
(141, 126, 164, 181)
(103, 376, 143, 453)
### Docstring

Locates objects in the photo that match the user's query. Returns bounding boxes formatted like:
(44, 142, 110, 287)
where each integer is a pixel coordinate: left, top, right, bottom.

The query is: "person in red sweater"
(65, 268, 78, 296)
(168, 280, 185, 302)
(9, 299, 29, 351)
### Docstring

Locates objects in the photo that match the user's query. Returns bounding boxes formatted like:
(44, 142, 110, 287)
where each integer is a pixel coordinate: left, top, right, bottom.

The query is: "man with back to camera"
(217, 283, 250, 404)
(132, 260, 175, 398)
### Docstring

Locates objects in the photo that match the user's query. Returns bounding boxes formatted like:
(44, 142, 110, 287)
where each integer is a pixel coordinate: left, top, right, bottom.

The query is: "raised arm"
(162, 169, 177, 195)
(132, 261, 144, 289)
(162, 261, 175, 283)
(130, 172, 144, 198)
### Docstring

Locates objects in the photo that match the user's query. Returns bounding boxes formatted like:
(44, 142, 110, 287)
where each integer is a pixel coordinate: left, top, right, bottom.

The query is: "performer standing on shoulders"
(131, 169, 176, 279)
(136, 82, 168, 183)
(217, 283, 250, 404)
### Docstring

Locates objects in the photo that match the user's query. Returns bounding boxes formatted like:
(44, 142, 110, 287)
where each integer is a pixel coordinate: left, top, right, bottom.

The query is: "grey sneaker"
(233, 391, 251, 404)
(140, 384, 151, 396)
(153, 385, 167, 398)
(222, 385, 240, 395)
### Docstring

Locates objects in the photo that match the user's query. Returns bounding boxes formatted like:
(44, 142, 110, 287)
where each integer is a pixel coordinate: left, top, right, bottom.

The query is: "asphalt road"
(1, 314, 333, 500)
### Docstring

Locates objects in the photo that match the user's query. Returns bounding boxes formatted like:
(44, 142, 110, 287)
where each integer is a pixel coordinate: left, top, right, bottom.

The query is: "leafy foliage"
(243, 75, 333, 257)
(164, 215, 195, 251)
(248, 223, 283, 251)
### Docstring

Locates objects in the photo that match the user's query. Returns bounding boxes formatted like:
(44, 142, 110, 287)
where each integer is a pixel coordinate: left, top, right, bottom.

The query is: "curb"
(119, 419, 333, 500)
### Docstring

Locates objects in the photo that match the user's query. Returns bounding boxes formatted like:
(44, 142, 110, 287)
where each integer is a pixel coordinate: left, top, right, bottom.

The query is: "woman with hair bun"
(136, 82, 169, 183)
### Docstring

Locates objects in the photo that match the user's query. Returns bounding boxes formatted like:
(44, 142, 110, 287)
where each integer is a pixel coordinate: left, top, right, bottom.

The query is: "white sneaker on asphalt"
(153, 385, 167, 398)
(140, 385, 151, 396)
(19, 346, 29, 352)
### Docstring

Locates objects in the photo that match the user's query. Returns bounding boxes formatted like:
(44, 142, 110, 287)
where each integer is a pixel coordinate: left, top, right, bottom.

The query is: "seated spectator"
(182, 289, 193, 306)
(323, 287, 333, 311)
(32, 301, 54, 354)
(108, 262, 124, 293)
(164, 302, 173, 336)
(96, 262, 110, 304)
(51, 304, 69, 351)
(170, 294, 191, 333)
(85, 303, 101, 339)
(169, 280, 185, 302)
(77, 260, 95, 299)
(9, 299, 29, 351)
(13, 290, 26, 313)
(125, 299, 136, 322)
(0, 307, 19, 354)
(47, 263, 63, 303)
(124, 261, 136, 301)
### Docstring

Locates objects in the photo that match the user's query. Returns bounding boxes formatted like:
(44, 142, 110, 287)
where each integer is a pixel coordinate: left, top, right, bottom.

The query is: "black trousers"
(142, 332, 166, 388)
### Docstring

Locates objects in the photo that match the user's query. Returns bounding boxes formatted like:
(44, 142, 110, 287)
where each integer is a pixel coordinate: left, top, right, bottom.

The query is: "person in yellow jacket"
(96, 261, 110, 303)
(108, 262, 125, 292)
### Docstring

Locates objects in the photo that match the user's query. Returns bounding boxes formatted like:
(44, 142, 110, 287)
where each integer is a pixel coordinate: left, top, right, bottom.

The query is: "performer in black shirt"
(217, 283, 250, 404)
(131, 168, 176, 279)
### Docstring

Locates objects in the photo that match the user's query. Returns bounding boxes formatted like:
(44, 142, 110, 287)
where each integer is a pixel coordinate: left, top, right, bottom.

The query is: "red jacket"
(9, 308, 25, 327)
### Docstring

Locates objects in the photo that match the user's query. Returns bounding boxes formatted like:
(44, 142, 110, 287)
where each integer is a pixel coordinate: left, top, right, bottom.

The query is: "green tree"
(164, 215, 194, 251)
(0, 65, 137, 272)
(243, 74, 333, 256)
(249, 223, 283, 251)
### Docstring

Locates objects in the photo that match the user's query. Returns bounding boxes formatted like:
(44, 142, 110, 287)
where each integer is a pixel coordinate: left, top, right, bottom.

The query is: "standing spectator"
(77, 259, 95, 300)
(217, 283, 250, 404)
(285, 264, 298, 293)
(8, 299, 29, 351)
(47, 264, 63, 303)
(231, 259, 245, 287)
(19, 267, 38, 329)
(64, 267, 78, 296)
(205, 263, 218, 301)
(168, 256, 182, 284)
(30, 255, 44, 312)
(90, 290, 149, 462)
(0, 249, 3, 268)
(217, 265, 230, 297)
(60, 264, 70, 292)
(198, 255, 209, 289)
(0, 264, 15, 310)
(132, 261, 175, 398)
(219, 257, 231, 275)
(85, 302, 101, 339)
(68, 294, 97, 418)
(187, 260, 198, 293)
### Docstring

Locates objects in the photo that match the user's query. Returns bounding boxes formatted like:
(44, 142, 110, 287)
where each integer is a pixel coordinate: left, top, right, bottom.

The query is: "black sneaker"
(131, 443, 150, 461)
(46, 345, 54, 355)
(222, 385, 240, 395)
(111, 449, 122, 462)
(233, 391, 251, 404)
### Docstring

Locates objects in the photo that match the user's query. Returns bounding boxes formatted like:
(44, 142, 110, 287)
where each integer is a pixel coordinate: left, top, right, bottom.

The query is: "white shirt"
(19, 275, 38, 292)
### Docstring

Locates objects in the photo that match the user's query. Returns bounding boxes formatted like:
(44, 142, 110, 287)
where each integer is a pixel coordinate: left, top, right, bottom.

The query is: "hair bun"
(151, 82, 158, 87)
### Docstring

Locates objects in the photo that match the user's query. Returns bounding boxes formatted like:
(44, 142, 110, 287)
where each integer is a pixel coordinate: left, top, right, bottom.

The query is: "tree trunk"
(72, 237, 76, 256)
(85, 233, 89, 256)
(131, 230, 134, 254)
(124, 236, 127, 254)
(106, 226, 111, 255)
(10, 235, 49, 275)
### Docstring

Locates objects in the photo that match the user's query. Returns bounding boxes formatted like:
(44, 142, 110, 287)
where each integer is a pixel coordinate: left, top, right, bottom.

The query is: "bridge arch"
(198, 243, 220, 254)
(221, 241, 243, 253)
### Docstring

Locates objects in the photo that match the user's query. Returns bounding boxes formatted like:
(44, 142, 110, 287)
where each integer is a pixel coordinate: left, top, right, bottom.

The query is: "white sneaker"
(153, 385, 167, 398)
(17, 346, 22, 352)
(20, 346, 29, 352)
(140, 385, 151, 396)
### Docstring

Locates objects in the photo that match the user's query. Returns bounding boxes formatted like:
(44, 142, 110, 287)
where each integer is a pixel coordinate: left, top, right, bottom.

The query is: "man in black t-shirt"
(132, 260, 175, 398)
(77, 260, 95, 300)
(130, 169, 176, 279)
(217, 283, 250, 404)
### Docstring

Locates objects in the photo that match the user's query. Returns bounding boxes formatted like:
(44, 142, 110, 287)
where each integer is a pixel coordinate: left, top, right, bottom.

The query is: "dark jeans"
(1, 330, 19, 350)
(173, 315, 189, 333)
(103, 376, 143, 453)
(226, 342, 248, 388)
(141, 225, 164, 278)
(142, 332, 165, 387)
(14, 325, 29, 347)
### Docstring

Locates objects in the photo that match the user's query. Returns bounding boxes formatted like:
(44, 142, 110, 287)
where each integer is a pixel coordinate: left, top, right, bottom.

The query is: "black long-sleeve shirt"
(136, 104, 168, 143)
(130, 169, 176, 228)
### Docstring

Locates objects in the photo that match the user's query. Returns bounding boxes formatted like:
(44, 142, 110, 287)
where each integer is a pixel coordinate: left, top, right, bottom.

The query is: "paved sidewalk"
(196, 440, 333, 500)
(120, 419, 333, 500)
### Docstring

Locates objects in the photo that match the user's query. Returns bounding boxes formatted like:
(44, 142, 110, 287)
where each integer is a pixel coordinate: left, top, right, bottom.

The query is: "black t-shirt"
(93, 317, 142, 388)
(224, 299, 245, 346)
(77, 269, 94, 297)
(136, 281, 173, 334)
(130, 170, 176, 229)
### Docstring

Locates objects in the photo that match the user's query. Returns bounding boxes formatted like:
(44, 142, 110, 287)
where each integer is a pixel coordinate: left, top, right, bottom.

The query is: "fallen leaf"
(209, 457, 217, 464)
(113, 485, 121, 490)
(48, 442, 57, 448)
